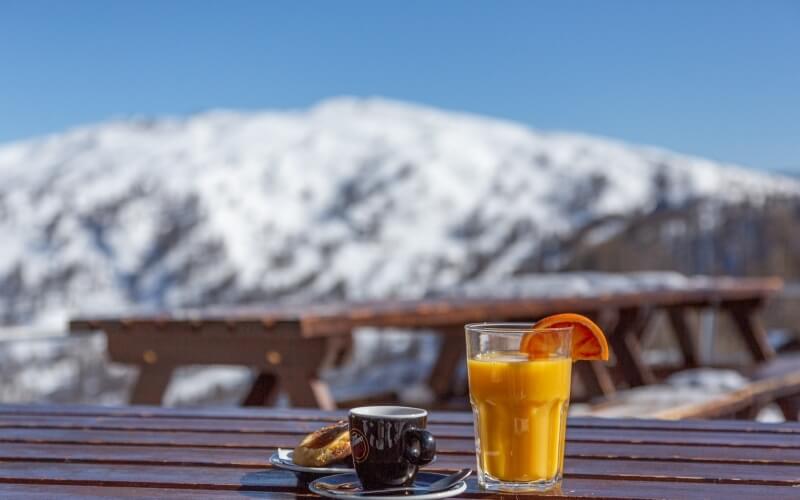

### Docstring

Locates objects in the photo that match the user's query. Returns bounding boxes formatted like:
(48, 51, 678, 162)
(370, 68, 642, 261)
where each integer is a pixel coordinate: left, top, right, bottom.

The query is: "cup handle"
(403, 427, 436, 466)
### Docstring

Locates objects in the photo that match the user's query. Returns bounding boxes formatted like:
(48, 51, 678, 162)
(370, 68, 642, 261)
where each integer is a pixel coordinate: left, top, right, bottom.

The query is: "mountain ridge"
(1, 97, 799, 327)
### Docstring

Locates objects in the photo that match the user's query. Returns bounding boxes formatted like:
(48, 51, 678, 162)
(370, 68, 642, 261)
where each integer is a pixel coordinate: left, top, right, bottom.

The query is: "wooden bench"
(581, 354, 800, 420)
(69, 277, 783, 409)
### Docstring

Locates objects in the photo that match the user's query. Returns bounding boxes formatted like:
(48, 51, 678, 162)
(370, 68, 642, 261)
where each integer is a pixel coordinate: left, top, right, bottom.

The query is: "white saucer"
(269, 448, 354, 475)
(309, 472, 468, 500)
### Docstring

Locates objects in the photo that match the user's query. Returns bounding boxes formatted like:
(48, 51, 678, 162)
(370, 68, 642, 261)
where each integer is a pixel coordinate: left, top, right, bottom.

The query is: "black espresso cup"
(348, 406, 436, 489)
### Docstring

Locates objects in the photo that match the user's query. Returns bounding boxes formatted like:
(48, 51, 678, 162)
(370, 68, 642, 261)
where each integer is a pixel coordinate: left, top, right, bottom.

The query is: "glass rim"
(465, 322, 573, 335)
(349, 405, 427, 419)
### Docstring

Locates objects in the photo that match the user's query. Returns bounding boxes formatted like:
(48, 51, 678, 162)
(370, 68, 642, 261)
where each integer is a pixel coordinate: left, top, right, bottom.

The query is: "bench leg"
(577, 312, 618, 399)
(667, 307, 700, 368)
(609, 308, 656, 387)
(320, 335, 354, 370)
(575, 361, 617, 399)
(270, 335, 337, 410)
(776, 396, 800, 421)
(279, 369, 336, 410)
(733, 398, 763, 420)
(130, 365, 174, 405)
(428, 328, 466, 400)
(727, 300, 775, 362)
(242, 372, 280, 406)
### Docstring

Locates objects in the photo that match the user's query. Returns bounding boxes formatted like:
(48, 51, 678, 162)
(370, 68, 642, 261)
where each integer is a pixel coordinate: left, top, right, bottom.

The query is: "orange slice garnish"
(520, 313, 609, 361)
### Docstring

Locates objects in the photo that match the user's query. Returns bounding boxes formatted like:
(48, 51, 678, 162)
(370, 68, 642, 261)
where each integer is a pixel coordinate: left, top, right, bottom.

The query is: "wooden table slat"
(2, 438, 800, 468)
(0, 461, 798, 499)
(0, 442, 800, 485)
(6, 413, 800, 437)
(3, 405, 800, 434)
(3, 424, 799, 450)
(0, 484, 315, 499)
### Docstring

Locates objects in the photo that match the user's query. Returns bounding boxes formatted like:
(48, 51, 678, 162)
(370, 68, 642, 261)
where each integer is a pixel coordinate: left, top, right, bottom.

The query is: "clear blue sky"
(1, 1, 798, 172)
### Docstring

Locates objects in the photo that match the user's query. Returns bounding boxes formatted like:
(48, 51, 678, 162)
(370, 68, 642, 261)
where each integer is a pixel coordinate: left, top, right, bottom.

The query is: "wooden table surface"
(0, 404, 798, 499)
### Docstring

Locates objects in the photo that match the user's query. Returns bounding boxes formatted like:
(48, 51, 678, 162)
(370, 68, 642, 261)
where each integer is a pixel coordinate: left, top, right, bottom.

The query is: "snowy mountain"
(1, 97, 799, 327)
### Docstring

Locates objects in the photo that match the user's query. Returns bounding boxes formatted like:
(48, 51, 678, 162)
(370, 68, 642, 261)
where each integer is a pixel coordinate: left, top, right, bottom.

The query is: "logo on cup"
(350, 429, 369, 463)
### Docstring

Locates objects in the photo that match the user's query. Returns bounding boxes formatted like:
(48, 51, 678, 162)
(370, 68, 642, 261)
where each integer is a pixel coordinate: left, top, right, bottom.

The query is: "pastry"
(292, 420, 351, 467)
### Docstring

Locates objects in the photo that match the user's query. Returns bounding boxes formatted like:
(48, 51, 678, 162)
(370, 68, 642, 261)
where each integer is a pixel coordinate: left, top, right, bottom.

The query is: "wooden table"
(69, 277, 783, 409)
(0, 404, 798, 498)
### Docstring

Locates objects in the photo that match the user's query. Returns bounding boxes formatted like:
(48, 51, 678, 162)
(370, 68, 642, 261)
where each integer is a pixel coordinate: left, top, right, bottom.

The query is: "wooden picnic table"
(69, 277, 782, 410)
(0, 404, 798, 498)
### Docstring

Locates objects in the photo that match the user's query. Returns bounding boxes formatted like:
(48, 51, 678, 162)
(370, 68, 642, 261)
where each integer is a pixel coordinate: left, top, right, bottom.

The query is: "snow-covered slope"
(1, 97, 798, 327)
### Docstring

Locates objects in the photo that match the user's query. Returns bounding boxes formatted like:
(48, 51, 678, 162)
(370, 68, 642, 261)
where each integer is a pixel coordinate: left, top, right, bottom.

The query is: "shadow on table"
(238, 469, 313, 497)
(239, 469, 567, 497)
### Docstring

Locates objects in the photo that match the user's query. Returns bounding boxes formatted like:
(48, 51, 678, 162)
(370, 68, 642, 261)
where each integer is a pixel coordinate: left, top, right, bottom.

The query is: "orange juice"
(467, 352, 571, 482)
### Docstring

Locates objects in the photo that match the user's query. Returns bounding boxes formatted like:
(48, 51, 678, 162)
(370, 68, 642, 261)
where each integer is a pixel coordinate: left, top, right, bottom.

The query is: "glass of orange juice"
(465, 323, 573, 492)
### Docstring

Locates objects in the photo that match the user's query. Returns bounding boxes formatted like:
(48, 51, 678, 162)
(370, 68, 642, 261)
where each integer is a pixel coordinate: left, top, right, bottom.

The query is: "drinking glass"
(465, 323, 572, 492)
